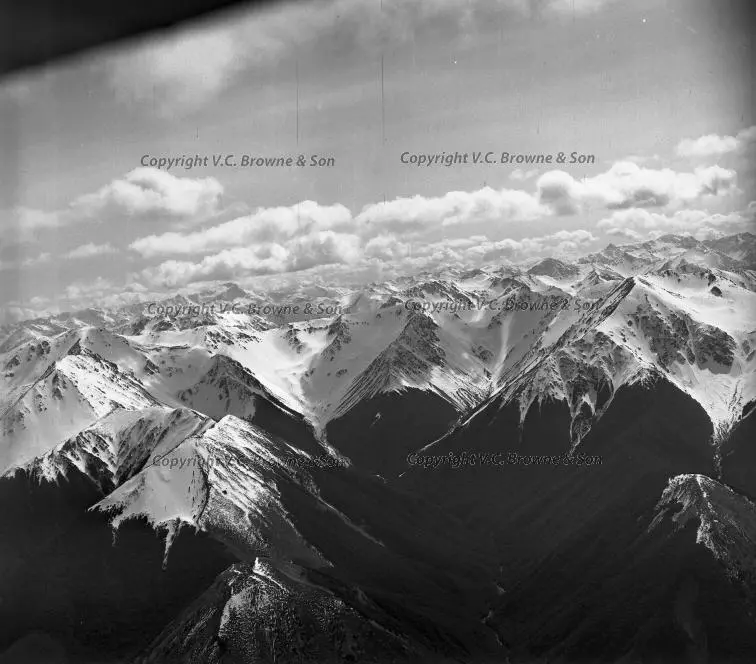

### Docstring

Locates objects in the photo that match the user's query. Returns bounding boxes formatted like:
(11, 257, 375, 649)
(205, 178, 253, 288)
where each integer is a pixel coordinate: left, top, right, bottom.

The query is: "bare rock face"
(136, 559, 429, 664)
(631, 306, 736, 372)
(650, 474, 756, 593)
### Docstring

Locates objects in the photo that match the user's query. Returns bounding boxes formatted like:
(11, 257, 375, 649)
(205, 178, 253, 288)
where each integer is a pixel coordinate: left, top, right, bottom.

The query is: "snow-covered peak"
(2, 233, 754, 466)
(93, 414, 352, 568)
(17, 407, 210, 489)
(527, 257, 581, 281)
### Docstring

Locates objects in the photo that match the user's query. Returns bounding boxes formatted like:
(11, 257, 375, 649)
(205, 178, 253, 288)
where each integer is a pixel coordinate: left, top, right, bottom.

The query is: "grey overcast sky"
(0, 0, 754, 320)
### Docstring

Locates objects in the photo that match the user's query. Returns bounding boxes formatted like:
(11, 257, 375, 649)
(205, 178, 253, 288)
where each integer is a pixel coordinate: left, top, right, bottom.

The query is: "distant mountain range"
(1, 232, 755, 663)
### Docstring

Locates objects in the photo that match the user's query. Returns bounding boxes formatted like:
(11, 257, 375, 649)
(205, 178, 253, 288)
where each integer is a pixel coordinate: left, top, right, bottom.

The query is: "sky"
(0, 0, 754, 321)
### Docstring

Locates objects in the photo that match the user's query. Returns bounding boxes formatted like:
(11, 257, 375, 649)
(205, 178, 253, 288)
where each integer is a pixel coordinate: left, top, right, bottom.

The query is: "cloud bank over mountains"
(5, 126, 752, 301)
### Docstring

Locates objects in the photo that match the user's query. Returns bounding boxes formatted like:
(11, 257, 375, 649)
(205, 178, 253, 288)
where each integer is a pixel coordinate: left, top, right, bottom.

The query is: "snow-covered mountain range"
(1, 232, 755, 663)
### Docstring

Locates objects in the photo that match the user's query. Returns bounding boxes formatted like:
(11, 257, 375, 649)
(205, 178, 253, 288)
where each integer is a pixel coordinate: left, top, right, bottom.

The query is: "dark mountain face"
(719, 405, 756, 499)
(134, 561, 428, 664)
(325, 387, 459, 477)
(396, 376, 756, 662)
(0, 468, 237, 663)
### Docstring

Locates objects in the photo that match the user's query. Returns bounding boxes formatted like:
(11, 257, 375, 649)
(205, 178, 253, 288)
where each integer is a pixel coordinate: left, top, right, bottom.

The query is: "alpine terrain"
(1, 232, 755, 663)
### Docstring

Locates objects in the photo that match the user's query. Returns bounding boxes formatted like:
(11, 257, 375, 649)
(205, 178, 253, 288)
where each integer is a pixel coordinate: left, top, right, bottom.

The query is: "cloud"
(535, 171, 584, 215)
(465, 229, 597, 263)
(64, 243, 117, 259)
(364, 234, 488, 262)
(71, 167, 223, 220)
(126, 157, 741, 282)
(300, 228, 599, 283)
(365, 229, 596, 271)
(603, 228, 644, 242)
(129, 200, 353, 258)
(537, 162, 737, 215)
(20, 252, 51, 268)
(103, 0, 621, 116)
(138, 231, 362, 287)
(363, 234, 411, 261)
(107, 20, 258, 116)
(1, 207, 63, 244)
(0, 304, 47, 325)
(14, 207, 61, 230)
(355, 186, 546, 231)
(596, 205, 755, 241)
(676, 126, 756, 159)
(64, 277, 116, 300)
(58, 277, 157, 309)
(129, 186, 545, 261)
(0, 250, 52, 271)
(136, 225, 601, 288)
(3, 168, 224, 244)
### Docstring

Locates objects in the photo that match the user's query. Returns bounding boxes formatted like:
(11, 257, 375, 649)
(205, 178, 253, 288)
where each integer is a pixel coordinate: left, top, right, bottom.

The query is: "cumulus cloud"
(364, 234, 412, 261)
(126, 158, 741, 282)
(129, 201, 353, 258)
(4, 168, 224, 243)
(355, 186, 546, 231)
(537, 162, 737, 215)
(676, 126, 756, 159)
(138, 231, 362, 287)
(535, 171, 584, 215)
(129, 186, 545, 262)
(71, 167, 223, 220)
(136, 225, 601, 288)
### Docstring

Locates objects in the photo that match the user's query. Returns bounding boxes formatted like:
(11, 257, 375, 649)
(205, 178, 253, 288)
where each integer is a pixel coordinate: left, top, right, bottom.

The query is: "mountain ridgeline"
(1, 232, 755, 663)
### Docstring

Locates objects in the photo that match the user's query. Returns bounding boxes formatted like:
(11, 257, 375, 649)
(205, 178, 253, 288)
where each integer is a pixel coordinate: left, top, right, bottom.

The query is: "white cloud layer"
(138, 231, 362, 287)
(537, 162, 737, 214)
(676, 126, 756, 159)
(3, 126, 751, 297)
(136, 227, 600, 288)
(355, 187, 546, 230)
(597, 205, 755, 241)
(71, 167, 223, 220)
(5, 168, 224, 244)
(129, 201, 353, 258)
